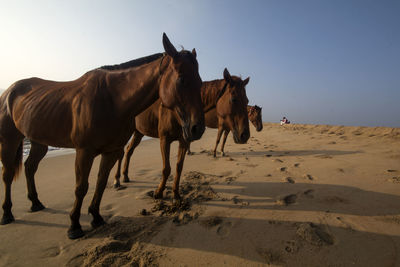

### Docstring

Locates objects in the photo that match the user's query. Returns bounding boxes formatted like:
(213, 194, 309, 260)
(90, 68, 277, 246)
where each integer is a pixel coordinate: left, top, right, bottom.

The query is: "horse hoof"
(91, 218, 106, 229)
(0, 214, 15, 225)
(154, 190, 163, 199)
(123, 177, 130, 183)
(31, 202, 46, 212)
(173, 192, 181, 201)
(67, 227, 85, 239)
(113, 183, 121, 189)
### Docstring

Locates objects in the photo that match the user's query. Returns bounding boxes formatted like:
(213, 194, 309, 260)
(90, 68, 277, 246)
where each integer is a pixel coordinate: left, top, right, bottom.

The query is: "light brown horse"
(0, 33, 205, 239)
(113, 68, 250, 199)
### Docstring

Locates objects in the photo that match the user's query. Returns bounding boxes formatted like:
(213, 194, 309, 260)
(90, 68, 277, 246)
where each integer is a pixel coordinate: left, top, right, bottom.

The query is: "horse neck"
(201, 79, 225, 112)
(113, 57, 167, 117)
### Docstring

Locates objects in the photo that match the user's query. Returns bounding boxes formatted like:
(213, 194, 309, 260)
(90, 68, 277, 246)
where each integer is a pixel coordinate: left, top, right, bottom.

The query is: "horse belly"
(13, 98, 74, 148)
(205, 109, 218, 129)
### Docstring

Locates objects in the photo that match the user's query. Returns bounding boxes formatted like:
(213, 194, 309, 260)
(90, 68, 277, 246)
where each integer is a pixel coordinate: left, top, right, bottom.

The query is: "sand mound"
(67, 171, 220, 266)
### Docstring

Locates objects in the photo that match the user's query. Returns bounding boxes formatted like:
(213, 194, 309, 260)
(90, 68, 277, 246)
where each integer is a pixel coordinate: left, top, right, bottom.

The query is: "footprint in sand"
(277, 194, 297, 205)
(278, 167, 287, 172)
(285, 177, 295, 184)
(303, 174, 314, 181)
(303, 189, 315, 198)
(273, 159, 283, 163)
(387, 169, 398, 173)
(296, 222, 334, 246)
(294, 163, 300, 167)
(217, 221, 233, 237)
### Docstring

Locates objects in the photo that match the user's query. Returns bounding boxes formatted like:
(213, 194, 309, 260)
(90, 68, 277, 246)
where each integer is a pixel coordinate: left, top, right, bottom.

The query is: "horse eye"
(231, 97, 237, 103)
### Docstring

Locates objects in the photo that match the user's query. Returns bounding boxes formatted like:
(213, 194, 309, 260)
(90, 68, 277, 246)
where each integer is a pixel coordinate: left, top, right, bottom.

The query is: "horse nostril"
(191, 125, 198, 136)
(191, 123, 205, 140)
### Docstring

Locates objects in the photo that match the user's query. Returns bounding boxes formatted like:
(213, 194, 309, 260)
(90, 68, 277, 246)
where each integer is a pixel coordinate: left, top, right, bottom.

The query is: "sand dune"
(1, 123, 400, 266)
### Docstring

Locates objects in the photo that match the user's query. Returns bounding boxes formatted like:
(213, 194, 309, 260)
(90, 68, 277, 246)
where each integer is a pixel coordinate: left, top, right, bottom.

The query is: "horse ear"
(223, 68, 231, 83)
(163, 33, 178, 58)
(192, 48, 197, 58)
(243, 77, 250, 86)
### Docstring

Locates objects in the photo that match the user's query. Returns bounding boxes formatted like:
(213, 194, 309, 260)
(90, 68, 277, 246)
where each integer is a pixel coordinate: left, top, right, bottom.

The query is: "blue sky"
(0, 0, 399, 127)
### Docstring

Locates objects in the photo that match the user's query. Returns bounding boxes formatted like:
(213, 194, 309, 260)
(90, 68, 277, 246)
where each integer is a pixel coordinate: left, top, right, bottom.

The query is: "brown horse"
(187, 69, 251, 157)
(0, 33, 205, 239)
(113, 68, 250, 199)
(187, 104, 262, 157)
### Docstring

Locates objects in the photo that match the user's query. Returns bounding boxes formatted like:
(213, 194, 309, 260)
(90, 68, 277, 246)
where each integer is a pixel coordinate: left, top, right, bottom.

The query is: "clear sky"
(1, 0, 399, 127)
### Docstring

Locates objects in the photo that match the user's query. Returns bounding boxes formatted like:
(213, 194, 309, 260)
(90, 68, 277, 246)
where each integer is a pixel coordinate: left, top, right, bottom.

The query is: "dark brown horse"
(0, 33, 204, 239)
(113, 68, 250, 199)
(247, 105, 263, 132)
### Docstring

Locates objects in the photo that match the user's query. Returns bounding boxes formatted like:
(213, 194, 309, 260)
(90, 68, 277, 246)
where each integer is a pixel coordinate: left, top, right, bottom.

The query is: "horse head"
(158, 33, 205, 142)
(248, 105, 263, 132)
(216, 68, 250, 144)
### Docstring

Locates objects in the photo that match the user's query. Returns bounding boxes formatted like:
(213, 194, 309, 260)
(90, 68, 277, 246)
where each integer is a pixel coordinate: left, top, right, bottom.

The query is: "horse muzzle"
(233, 128, 250, 144)
(182, 122, 205, 142)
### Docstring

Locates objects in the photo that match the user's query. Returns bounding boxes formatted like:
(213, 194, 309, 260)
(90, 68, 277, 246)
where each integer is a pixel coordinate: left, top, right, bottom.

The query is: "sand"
(1, 123, 400, 266)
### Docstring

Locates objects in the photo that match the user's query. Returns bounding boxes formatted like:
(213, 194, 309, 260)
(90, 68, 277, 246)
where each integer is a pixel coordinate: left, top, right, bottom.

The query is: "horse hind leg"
(89, 149, 123, 228)
(24, 141, 48, 212)
(1, 139, 23, 225)
(122, 132, 143, 183)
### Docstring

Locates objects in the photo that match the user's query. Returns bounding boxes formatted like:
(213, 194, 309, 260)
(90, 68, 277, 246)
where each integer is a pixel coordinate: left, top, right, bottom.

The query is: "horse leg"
(24, 141, 48, 212)
(186, 142, 192, 155)
(0, 139, 23, 225)
(154, 137, 171, 199)
(113, 153, 124, 188)
(68, 148, 96, 239)
(89, 149, 123, 228)
(213, 128, 223, 157)
(122, 132, 143, 183)
(172, 140, 188, 200)
(220, 130, 230, 157)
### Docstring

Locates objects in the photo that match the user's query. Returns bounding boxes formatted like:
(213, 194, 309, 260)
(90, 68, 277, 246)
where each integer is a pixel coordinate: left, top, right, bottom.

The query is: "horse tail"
(13, 141, 23, 181)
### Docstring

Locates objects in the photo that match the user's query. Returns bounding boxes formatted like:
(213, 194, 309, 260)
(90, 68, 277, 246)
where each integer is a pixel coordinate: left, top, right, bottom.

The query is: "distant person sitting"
(280, 116, 290, 125)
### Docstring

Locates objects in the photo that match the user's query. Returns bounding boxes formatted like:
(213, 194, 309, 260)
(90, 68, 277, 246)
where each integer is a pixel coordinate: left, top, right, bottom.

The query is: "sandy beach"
(1, 123, 400, 266)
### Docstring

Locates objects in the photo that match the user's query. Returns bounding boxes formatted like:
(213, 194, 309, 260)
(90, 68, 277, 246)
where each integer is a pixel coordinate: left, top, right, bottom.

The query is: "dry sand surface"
(1, 123, 400, 266)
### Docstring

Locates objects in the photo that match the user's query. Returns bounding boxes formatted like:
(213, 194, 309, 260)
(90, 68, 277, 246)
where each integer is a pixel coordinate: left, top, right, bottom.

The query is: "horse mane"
(98, 53, 165, 71)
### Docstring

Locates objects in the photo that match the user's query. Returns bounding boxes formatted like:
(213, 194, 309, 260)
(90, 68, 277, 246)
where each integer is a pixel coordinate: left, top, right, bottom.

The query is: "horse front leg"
(213, 127, 224, 157)
(68, 148, 96, 239)
(89, 149, 123, 228)
(24, 141, 48, 211)
(154, 137, 171, 199)
(220, 130, 230, 157)
(173, 140, 188, 200)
